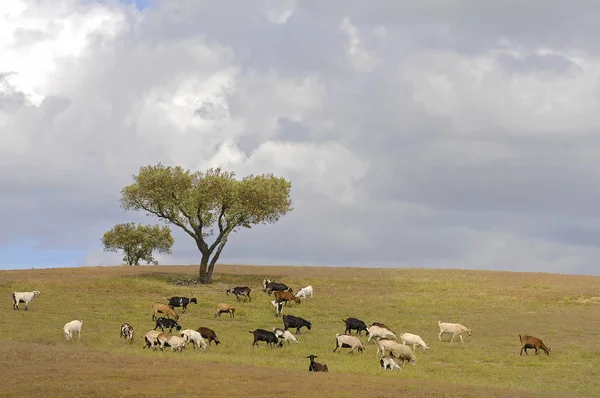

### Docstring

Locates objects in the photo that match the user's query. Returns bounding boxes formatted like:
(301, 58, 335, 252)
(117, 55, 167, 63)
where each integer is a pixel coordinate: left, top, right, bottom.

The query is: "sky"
(2, 0, 600, 275)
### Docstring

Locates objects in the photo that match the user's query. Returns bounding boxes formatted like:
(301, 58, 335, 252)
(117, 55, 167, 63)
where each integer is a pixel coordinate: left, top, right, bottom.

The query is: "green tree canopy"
(120, 164, 293, 283)
(101, 222, 174, 266)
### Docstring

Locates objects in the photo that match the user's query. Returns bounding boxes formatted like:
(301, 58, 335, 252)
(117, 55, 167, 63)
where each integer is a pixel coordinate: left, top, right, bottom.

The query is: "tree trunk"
(199, 252, 211, 284)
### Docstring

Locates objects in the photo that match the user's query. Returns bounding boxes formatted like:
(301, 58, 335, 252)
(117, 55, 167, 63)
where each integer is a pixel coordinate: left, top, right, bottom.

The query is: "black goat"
(342, 318, 369, 335)
(249, 329, 281, 347)
(283, 314, 312, 334)
(307, 354, 328, 372)
(154, 317, 182, 333)
(263, 278, 292, 295)
(226, 286, 252, 302)
(167, 296, 197, 313)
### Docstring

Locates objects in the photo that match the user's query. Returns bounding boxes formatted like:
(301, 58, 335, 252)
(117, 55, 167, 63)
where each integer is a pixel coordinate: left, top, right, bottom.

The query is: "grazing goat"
(12, 290, 40, 311)
(333, 333, 365, 354)
(273, 290, 301, 305)
(154, 317, 182, 333)
(307, 354, 328, 372)
(250, 329, 280, 347)
(157, 332, 188, 352)
(226, 286, 252, 302)
(380, 357, 402, 371)
(64, 320, 83, 341)
(367, 325, 397, 342)
(152, 303, 179, 321)
(342, 318, 369, 335)
(143, 330, 161, 349)
(400, 333, 429, 352)
(273, 328, 299, 345)
(270, 300, 285, 316)
(438, 321, 471, 343)
(296, 285, 313, 301)
(215, 303, 235, 318)
(263, 279, 291, 295)
(371, 322, 394, 333)
(283, 314, 312, 334)
(167, 296, 197, 313)
(519, 335, 551, 356)
(377, 340, 417, 365)
(120, 322, 134, 343)
(180, 329, 208, 350)
(197, 327, 220, 346)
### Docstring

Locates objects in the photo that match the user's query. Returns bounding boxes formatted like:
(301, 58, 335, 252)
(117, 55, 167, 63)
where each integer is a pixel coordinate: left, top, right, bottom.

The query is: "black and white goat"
(154, 317, 182, 333)
(12, 290, 40, 311)
(226, 286, 252, 302)
(166, 296, 197, 313)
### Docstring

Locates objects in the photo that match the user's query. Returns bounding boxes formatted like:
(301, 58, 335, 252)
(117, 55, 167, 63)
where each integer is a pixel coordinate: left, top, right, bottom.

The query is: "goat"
(296, 285, 313, 301)
(307, 354, 328, 372)
(143, 330, 161, 349)
(120, 322, 134, 343)
(273, 328, 299, 345)
(377, 340, 417, 365)
(270, 300, 285, 316)
(273, 290, 301, 305)
(215, 303, 235, 318)
(154, 317, 182, 333)
(12, 290, 40, 311)
(263, 279, 292, 295)
(180, 329, 208, 350)
(342, 318, 369, 335)
(400, 333, 429, 352)
(152, 303, 179, 321)
(283, 314, 312, 334)
(333, 333, 365, 354)
(519, 334, 551, 356)
(64, 320, 83, 341)
(226, 286, 252, 303)
(438, 320, 471, 343)
(157, 332, 188, 352)
(249, 329, 280, 347)
(197, 327, 220, 346)
(380, 357, 402, 371)
(166, 296, 197, 313)
(367, 325, 397, 342)
(371, 322, 394, 333)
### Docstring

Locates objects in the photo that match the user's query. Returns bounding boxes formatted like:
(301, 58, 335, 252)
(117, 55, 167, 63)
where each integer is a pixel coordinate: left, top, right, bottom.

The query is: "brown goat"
(519, 334, 551, 355)
(274, 290, 301, 305)
(152, 303, 179, 321)
(215, 303, 235, 318)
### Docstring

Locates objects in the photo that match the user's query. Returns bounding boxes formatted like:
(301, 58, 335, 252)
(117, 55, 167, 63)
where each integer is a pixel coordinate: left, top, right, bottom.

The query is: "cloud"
(2, 0, 600, 275)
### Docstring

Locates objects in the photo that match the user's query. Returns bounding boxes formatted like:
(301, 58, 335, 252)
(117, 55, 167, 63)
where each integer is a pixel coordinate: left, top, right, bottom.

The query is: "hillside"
(2, 265, 599, 397)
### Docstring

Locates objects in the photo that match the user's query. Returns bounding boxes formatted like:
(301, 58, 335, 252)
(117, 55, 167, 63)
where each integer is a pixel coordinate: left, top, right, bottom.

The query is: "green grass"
(1, 264, 599, 397)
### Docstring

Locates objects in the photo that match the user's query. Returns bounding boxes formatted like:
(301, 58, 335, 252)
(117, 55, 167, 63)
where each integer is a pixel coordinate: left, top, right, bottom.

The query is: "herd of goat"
(11, 278, 552, 373)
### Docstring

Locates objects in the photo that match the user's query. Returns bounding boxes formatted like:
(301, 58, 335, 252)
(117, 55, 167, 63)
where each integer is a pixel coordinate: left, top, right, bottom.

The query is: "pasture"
(1, 264, 599, 397)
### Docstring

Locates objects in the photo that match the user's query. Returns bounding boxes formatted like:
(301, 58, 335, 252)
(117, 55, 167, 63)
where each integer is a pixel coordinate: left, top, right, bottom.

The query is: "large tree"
(101, 222, 174, 265)
(120, 165, 293, 283)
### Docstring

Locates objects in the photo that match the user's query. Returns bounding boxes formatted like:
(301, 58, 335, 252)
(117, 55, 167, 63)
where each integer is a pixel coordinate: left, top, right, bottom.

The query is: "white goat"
(64, 320, 83, 341)
(367, 325, 397, 342)
(270, 300, 285, 316)
(180, 329, 208, 350)
(377, 340, 417, 365)
(143, 330, 161, 349)
(400, 332, 429, 351)
(12, 290, 40, 311)
(380, 357, 402, 371)
(157, 332, 188, 352)
(296, 285, 313, 301)
(334, 333, 365, 353)
(273, 328, 298, 345)
(438, 320, 472, 343)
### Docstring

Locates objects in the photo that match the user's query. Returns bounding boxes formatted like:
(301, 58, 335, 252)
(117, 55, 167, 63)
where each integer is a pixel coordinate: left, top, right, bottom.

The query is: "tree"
(101, 222, 174, 266)
(120, 165, 293, 283)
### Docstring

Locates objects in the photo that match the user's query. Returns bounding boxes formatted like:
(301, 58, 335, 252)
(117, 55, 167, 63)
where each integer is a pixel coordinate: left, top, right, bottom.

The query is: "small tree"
(120, 164, 293, 283)
(101, 222, 174, 265)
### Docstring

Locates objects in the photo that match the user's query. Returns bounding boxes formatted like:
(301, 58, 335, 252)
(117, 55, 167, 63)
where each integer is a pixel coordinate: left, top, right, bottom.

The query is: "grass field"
(1, 264, 600, 397)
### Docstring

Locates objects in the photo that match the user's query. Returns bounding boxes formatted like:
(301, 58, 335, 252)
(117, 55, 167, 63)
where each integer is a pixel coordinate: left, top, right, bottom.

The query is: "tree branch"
(208, 206, 228, 253)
